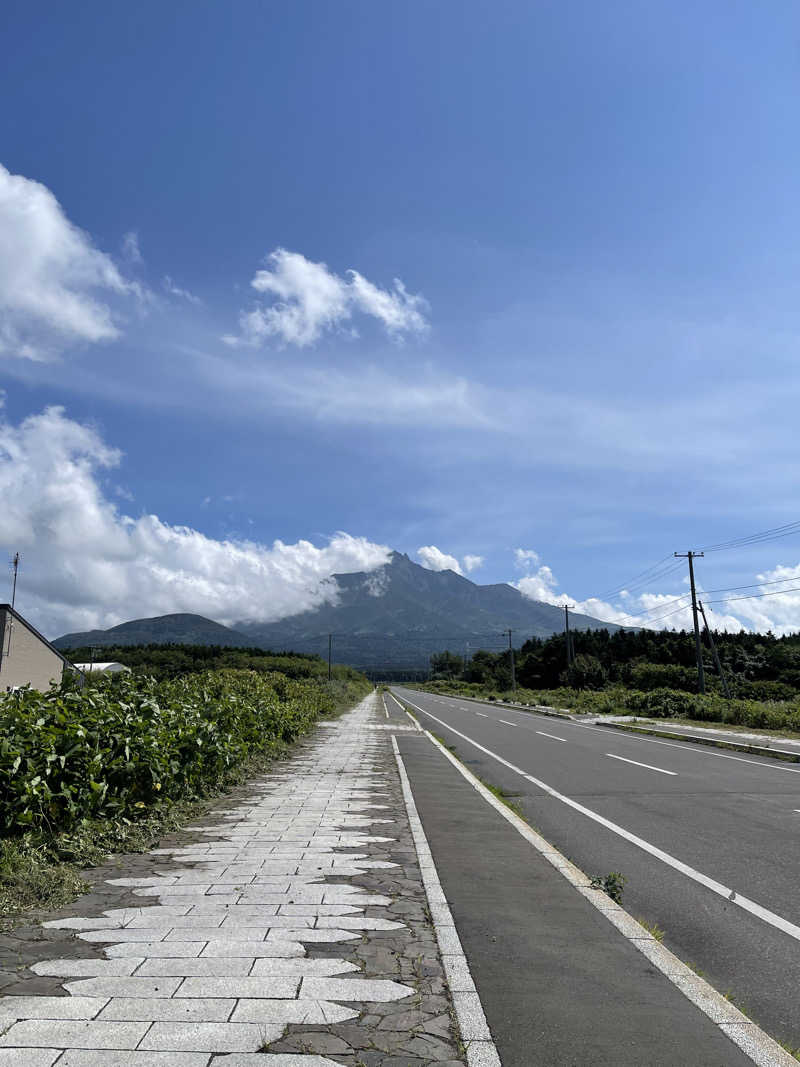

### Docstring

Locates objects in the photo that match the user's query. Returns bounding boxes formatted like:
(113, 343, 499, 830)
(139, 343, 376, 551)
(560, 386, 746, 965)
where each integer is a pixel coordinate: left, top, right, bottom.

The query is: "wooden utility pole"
(503, 629, 516, 691)
(698, 600, 731, 699)
(675, 551, 705, 694)
(564, 604, 575, 674)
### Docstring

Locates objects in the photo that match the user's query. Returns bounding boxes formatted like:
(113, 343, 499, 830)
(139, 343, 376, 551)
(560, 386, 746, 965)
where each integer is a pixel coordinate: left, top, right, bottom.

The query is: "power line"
(701, 519, 800, 554)
(591, 555, 680, 602)
(705, 584, 800, 608)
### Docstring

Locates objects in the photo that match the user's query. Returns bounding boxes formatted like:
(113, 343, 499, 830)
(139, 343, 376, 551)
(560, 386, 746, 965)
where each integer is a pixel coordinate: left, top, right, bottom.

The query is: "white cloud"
(417, 546, 463, 574)
(514, 548, 541, 569)
(510, 549, 800, 634)
(0, 406, 391, 637)
(122, 231, 143, 265)
(463, 554, 484, 573)
(229, 248, 428, 347)
(0, 164, 137, 360)
(163, 275, 202, 305)
(417, 546, 483, 576)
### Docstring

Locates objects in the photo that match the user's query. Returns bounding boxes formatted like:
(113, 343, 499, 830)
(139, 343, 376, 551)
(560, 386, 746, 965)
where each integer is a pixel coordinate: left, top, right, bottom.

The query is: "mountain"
(53, 613, 259, 650)
(234, 552, 623, 670)
(53, 553, 624, 669)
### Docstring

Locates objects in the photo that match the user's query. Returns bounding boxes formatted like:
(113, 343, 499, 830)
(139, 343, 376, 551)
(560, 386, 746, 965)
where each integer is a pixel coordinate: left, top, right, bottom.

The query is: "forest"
(431, 626, 800, 701)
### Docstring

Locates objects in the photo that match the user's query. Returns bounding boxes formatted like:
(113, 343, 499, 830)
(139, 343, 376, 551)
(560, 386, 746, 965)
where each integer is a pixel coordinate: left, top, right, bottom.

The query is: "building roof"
(0, 604, 80, 672)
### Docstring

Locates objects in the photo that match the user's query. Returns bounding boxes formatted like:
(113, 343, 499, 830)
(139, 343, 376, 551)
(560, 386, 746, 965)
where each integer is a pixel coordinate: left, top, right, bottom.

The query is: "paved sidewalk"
(0, 694, 471, 1066)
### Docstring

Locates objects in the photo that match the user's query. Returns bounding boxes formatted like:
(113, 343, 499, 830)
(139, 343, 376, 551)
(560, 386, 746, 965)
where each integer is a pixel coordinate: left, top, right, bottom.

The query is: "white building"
(73, 661, 131, 675)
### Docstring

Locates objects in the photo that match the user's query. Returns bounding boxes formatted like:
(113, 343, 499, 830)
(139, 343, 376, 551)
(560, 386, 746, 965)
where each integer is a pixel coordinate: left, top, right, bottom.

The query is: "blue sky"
(2, 0, 800, 637)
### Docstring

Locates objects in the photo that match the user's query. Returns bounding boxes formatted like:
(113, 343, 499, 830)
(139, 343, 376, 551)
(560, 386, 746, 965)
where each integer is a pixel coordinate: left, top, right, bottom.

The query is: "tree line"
(431, 626, 800, 700)
(61, 643, 366, 685)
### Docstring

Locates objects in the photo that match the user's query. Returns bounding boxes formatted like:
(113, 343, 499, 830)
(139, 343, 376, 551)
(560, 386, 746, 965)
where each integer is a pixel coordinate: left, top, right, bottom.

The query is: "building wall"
(0, 610, 65, 692)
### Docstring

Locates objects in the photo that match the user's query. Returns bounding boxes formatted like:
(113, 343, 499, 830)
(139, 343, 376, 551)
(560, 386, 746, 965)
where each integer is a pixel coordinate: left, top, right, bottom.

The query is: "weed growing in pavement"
(590, 871, 626, 904)
(634, 916, 665, 941)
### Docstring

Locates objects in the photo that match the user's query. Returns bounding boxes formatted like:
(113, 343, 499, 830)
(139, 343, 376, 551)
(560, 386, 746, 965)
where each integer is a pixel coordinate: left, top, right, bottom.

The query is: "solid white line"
(417, 728, 796, 1067)
(606, 753, 677, 776)
(389, 691, 423, 731)
(498, 719, 517, 727)
(391, 736, 501, 1067)
(399, 694, 800, 946)
(537, 731, 568, 742)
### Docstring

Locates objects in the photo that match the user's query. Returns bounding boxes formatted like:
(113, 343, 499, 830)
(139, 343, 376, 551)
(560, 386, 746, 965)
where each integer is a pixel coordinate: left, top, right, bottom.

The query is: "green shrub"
(0, 668, 368, 836)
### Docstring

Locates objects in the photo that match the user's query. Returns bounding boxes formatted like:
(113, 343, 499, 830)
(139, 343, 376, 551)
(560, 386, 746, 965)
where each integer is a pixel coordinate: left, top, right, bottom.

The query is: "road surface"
(393, 686, 800, 1052)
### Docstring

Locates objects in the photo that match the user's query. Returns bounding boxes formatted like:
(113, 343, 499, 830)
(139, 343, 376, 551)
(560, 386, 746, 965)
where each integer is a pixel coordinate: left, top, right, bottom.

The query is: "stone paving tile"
(0, 694, 467, 1065)
(0, 1051, 63, 1067)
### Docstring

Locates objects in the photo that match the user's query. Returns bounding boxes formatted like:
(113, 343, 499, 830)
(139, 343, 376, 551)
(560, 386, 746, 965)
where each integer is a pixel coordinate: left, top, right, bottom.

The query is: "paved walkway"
(0, 694, 479, 1066)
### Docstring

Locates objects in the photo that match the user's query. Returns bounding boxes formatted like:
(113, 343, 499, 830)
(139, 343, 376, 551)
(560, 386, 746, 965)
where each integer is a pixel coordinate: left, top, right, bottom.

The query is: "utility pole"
(327, 634, 332, 682)
(564, 604, 575, 674)
(6, 553, 19, 657)
(675, 551, 705, 694)
(503, 629, 516, 692)
(698, 600, 731, 699)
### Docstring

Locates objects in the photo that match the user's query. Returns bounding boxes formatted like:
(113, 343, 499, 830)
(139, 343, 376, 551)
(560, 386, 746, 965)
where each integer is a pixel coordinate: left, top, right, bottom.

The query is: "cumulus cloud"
(227, 248, 428, 347)
(417, 546, 483, 576)
(0, 164, 137, 360)
(0, 406, 391, 637)
(509, 546, 799, 634)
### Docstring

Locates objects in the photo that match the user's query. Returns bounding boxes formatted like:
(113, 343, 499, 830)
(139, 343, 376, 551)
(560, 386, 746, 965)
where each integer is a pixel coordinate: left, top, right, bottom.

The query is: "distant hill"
(54, 553, 624, 669)
(53, 613, 259, 650)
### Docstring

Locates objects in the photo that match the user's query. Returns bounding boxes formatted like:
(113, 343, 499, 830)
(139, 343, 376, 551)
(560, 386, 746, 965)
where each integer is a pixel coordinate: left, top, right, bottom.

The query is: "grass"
(634, 915, 665, 941)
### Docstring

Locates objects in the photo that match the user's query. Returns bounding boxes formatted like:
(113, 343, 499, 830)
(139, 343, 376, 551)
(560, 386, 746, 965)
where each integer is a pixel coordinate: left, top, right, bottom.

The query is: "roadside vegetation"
(424, 627, 800, 732)
(1, 653, 370, 917)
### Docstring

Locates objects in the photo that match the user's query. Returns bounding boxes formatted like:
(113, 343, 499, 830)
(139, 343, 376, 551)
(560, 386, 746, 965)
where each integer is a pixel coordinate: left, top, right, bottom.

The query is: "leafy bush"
(0, 668, 368, 836)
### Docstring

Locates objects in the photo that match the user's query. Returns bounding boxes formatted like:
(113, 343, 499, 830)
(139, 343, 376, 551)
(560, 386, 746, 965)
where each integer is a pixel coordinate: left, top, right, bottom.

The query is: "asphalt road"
(392, 686, 800, 1051)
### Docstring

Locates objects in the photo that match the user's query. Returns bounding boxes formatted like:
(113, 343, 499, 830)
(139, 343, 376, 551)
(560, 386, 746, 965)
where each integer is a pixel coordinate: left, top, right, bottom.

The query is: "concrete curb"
(398, 704, 798, 1067)
(598, 721, 800, 763)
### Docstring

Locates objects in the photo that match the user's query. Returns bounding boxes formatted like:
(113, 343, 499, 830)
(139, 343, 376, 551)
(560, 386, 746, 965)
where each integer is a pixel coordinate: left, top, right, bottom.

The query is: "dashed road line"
(497, 719, 517, 727)
(536, 731, 567, 742)
(418, 726, 798, 1067)
(398, 694, 800, 946)
(606, 753, 677, 776)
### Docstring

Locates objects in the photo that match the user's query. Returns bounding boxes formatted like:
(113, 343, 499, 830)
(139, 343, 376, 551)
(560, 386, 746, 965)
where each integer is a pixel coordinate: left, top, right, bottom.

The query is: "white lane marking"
(536, 731, 568, 743)
(389, 692, 424, 731)
(419, 731, 796, 1067)
(606, 753, 677, 776)
(498, 719, 517, 727)
(391, 737, 501, 1066)
(382, 695, 389, 719)
(428, 694, 800, 778)
(400, 695, 800, 946)
(475, 712, 488, 718)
